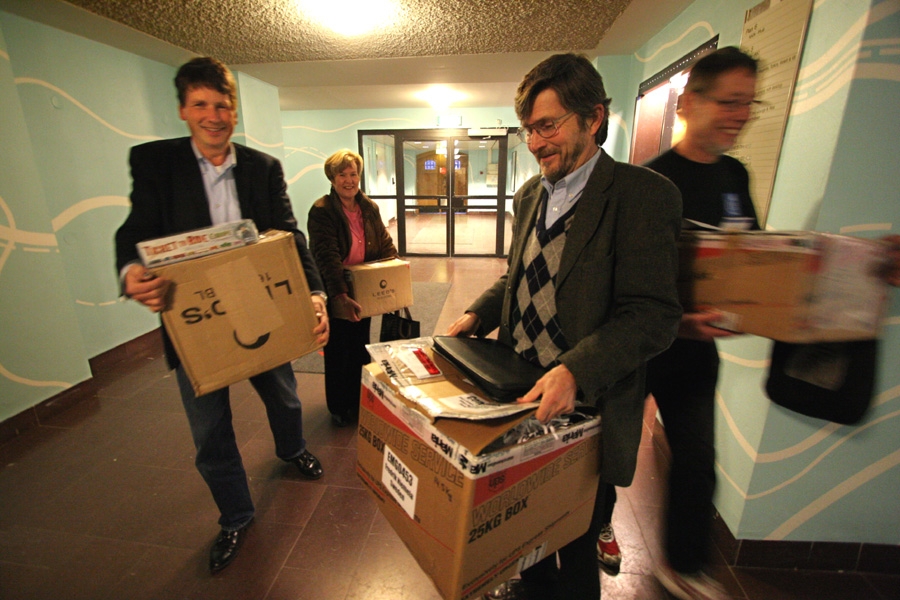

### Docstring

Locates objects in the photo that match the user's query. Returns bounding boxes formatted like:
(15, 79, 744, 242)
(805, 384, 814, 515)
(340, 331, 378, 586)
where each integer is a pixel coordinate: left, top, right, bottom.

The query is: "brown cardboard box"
(342, 258, 413, 318)
(679, 230, 890, 342)
(153, 230, 323, 395)
(357, 361, 601, 600)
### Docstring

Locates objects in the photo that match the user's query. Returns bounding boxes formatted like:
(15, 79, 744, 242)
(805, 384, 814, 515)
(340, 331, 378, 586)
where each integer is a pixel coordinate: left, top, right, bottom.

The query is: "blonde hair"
(324, 149, 363, 182)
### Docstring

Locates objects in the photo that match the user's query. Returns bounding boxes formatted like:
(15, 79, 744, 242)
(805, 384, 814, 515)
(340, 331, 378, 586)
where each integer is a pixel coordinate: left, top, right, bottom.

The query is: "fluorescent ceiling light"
(296, 0, 400, 37)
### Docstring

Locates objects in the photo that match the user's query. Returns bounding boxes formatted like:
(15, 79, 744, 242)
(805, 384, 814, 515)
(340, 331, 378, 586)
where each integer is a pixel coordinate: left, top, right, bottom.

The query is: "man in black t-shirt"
(608, 47, 761, 600)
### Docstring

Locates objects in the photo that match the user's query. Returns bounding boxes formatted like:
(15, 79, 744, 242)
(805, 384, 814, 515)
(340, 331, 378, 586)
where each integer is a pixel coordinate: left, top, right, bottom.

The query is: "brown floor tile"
(266, 565, 355, 600)
(734, 567, 877, 600)
(101, 545, 204, 600)
(864, 573, 900, 600)
(344, 534, 444, 600)
(249, 477, 326, 526)
(0, 527, 151, 600)
(285, 486, 378, 573)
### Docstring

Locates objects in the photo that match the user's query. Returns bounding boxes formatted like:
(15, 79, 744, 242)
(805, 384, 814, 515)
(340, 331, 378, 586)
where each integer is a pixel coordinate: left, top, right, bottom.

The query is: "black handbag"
(379, 307, 420, 342)
(764, 339, 878, 425)
(432, 336, 546, 402)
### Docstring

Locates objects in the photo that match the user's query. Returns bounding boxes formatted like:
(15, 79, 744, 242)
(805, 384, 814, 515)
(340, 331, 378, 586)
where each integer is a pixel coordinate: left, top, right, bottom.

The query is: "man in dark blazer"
(115, 57, 329, 574)
(447, 54, 683, 600)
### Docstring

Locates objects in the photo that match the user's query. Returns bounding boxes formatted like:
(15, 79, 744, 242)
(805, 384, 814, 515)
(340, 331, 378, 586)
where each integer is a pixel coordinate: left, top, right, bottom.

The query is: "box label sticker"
(517, 542, 548, 572)
(383, 445, 418, 519)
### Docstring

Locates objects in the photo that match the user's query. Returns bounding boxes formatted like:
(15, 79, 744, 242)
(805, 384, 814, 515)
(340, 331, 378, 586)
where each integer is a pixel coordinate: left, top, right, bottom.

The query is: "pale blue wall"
(0, 11, 291, 423)
(631, 0, 900, 544)
(2, 0, 897, 547)
(0, 19, 91, 417)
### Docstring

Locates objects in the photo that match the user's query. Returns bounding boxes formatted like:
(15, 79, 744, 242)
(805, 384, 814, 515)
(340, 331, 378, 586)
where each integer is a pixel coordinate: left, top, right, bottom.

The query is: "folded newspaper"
(137, 219, 259, 267)
(365, 337, 538, 421)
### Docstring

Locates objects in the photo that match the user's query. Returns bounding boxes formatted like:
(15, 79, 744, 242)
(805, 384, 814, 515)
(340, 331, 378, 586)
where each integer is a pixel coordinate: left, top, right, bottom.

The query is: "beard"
(534, 137, 588, 184)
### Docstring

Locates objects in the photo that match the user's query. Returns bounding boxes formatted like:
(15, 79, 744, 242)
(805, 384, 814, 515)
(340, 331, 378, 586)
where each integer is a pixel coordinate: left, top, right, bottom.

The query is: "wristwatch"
(312, 291, 328, 304)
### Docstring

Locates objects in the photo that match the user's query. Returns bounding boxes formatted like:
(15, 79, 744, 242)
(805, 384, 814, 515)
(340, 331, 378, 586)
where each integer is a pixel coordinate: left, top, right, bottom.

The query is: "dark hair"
(174, 57, 237, 108)
(515, 53, 612, 145)
(685, 47, 758, 94)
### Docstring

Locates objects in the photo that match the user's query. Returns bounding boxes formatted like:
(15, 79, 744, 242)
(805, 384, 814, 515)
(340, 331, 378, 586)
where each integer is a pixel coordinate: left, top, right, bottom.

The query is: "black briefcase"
(432, 336, 545, 402)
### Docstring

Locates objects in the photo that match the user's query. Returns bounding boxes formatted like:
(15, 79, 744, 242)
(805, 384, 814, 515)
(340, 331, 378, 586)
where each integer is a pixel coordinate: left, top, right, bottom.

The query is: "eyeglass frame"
(698, 93, 765, 113)
(517, 110, 577, 143)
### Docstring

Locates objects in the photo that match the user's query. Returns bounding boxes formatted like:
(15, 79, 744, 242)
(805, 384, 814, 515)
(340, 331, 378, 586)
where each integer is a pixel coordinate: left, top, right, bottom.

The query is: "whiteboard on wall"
(730, 0, 814, 226)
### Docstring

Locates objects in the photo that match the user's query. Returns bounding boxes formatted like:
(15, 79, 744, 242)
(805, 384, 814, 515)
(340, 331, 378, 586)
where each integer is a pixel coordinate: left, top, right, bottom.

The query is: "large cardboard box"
(342, 258, 413, 318)
(357, 361, 601, 600)
(679, 230, 890, 342)
(153, 230, 323, 395)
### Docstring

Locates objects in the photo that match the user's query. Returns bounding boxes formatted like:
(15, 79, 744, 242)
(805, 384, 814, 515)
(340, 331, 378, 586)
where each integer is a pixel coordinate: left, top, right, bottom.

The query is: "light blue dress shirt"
(540, 146, 601, 229)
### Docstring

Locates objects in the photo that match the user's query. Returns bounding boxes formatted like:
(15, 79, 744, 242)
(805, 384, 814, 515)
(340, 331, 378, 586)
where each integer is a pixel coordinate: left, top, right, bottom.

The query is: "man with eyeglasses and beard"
(446, 53, 683, 600)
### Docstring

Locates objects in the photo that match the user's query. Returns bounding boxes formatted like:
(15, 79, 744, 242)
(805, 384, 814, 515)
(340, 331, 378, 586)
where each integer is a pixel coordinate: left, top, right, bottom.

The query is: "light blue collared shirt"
(191, 140, 241, 225)
(540, 146, 601, 229)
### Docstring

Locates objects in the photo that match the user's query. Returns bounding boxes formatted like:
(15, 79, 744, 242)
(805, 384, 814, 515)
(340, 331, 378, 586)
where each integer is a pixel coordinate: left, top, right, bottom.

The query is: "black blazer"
(115, 137, 323, 368)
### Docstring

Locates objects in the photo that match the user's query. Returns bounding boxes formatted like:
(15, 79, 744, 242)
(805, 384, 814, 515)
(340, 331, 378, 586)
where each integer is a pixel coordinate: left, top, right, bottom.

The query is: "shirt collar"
(190, 139, 236, 172)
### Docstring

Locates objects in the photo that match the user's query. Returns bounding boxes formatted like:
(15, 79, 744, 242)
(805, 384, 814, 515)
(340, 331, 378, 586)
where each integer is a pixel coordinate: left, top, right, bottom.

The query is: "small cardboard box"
(153, 230, 322, 395)
(679, 230, 890, 342)
(357, 361, 601, 600)
(343, 258, 413, 318)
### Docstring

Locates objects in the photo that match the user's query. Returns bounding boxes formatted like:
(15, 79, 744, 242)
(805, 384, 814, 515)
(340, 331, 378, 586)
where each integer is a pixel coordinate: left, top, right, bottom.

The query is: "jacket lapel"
(557, 150, 614, 287)
(232, 144, 254, 221)
(173, 138, 213, 228)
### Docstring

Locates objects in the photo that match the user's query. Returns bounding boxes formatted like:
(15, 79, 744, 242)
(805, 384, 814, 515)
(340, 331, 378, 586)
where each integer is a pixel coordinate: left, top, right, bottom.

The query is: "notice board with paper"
(731, 0, 814, 226)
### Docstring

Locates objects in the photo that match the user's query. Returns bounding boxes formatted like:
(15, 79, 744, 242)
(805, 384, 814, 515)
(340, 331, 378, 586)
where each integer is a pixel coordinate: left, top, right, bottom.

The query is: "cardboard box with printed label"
(678, 230, 890, 342)
(356, 360, 601, 600)
(152, 230, 323, 395)
(342, 258, 413, 319)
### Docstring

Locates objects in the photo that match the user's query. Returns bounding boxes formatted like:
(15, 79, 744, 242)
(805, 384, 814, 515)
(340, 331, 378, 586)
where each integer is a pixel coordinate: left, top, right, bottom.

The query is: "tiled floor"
(1, 257, 897, 600)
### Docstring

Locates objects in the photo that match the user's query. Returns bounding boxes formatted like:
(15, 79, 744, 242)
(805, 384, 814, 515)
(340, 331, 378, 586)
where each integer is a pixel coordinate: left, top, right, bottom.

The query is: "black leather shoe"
(330, 411, 358, 427)
(209, 518, 252, 573)
(483, 579, 529, 600)
(291, 449, 323, 480)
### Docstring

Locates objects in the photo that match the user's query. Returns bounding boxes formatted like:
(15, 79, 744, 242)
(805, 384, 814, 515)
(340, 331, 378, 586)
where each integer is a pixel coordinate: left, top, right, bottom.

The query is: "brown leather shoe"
(209, 518, 253, 573)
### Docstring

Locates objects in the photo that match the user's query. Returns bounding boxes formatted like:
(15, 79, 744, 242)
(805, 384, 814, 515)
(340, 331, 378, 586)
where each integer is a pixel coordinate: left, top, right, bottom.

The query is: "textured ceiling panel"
(62, 0, 632, 63)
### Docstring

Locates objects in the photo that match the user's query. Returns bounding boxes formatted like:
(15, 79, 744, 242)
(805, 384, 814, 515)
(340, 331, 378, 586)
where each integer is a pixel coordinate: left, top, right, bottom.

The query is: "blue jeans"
(176, 362, 307, 530)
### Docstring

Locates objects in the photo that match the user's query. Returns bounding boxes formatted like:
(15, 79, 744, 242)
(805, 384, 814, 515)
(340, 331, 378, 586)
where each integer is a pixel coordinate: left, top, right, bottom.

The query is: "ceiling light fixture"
(414, 85, 467, 110)
(296, 0, 399, 37)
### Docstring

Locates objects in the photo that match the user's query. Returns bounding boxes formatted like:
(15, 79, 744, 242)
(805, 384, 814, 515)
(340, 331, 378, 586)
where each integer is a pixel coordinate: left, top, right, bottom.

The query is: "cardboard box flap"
(366, 364, 537, 456)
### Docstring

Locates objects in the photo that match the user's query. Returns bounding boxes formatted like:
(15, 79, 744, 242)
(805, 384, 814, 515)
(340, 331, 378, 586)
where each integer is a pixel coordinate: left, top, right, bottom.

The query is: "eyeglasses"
(701, 95, 764, 113)
(517, 111, 576, 143)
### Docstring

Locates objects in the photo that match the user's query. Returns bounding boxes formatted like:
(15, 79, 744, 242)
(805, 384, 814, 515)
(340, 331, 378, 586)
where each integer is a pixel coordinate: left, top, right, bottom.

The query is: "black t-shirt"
(646, 149, 760, 230)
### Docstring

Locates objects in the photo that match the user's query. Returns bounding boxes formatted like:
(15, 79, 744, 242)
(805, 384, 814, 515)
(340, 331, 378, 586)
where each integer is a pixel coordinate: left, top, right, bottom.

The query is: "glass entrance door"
(359, 128, 524, 257)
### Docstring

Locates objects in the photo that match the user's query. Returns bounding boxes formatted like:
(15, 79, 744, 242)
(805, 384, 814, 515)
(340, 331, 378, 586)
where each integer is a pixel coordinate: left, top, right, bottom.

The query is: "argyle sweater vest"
(511, 199, 577, 368)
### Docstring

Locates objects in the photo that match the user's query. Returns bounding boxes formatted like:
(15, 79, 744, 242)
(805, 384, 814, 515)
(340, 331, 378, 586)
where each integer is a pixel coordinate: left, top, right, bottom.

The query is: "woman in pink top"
(307, 149, 397, 426)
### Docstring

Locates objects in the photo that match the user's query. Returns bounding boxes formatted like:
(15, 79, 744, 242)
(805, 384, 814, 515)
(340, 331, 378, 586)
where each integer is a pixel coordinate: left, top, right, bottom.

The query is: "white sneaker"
(655, 562, 728, 600)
